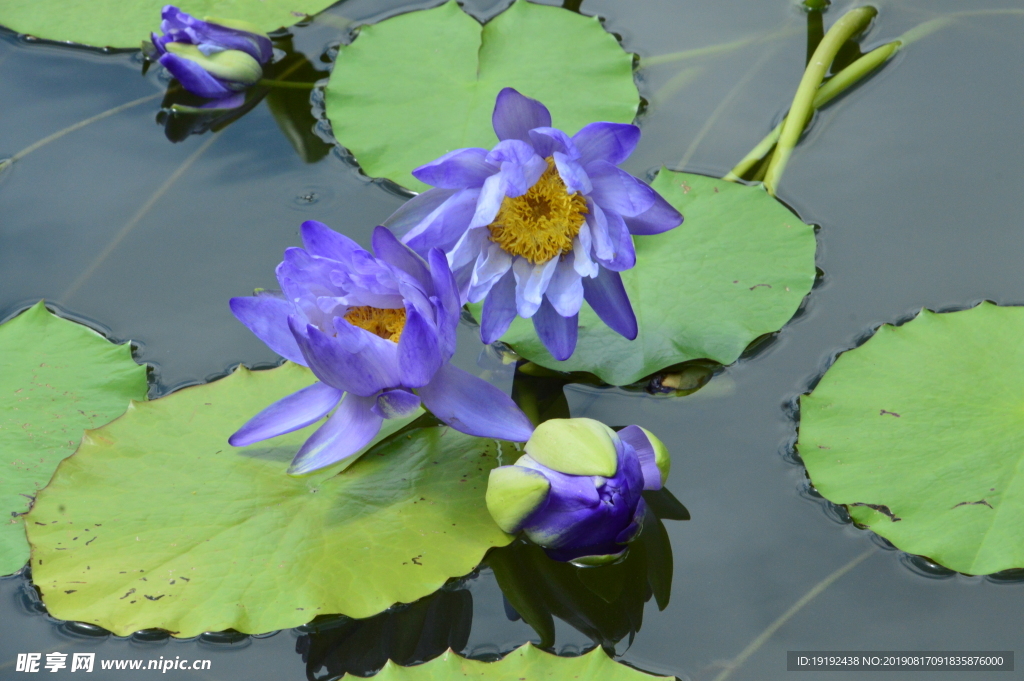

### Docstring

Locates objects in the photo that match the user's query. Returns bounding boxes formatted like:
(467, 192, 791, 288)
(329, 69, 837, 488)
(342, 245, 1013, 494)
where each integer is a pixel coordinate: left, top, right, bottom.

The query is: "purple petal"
(428, 248, 461, 358)
(492, 87, 551, 143)
(412, 148, 496, 189)
(397, 304, 442, 388)
(517, 458, 601, 511)
(289, 317, 400, 396)
(470, 173, 509, 228)
(300, 220, 364, 262)
(159, 53, 234, 99)
(573, 122, 641, 166)
(372, 388, 422, 419)
(533, 297, 578, 361)
(572, 225, 599, 278)
(582, 268, 638, 340)
(623, 194, 684, 235)
(528, 127, 578, 159)
(467, 243, 512, 303)
(497, 153, 548, 198)
(512, 256, 559, 318)
(404, 189, 479, 256)
(552, 152, 592, 195)
(545, 258, 584, 317)
(480, 269, 517, 344)
(417, 363, 533, 441)
(594, 209, 637, 272)
(385, 188, 458, 242)
(614, 498, 647, 543)
(588, 161, 658, 217)
(372, 226, 432, 291)
(288, 394, 382, 475)
(523, 445, 643, 553)
(618, 425, 662, 490)
(159, 6, 272, 63)
(230, 296, 307, 365)
(229, 381, 342, 447)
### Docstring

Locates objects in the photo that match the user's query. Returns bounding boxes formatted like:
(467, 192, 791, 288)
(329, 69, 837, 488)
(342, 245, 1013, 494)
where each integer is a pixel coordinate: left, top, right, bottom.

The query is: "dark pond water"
(3, 0, 1024, 679)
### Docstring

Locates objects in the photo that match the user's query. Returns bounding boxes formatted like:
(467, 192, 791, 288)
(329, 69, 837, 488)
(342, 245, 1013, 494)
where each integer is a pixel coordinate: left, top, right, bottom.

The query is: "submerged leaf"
(26, 363, 511, 636)
(0, 302, 146, 576)
(0, 1, 336, 49)
(799, 303, 1024, 574)
(481, 170, 817, 384)
(342, 643, 671, 680)
(324, 0, 638, 191)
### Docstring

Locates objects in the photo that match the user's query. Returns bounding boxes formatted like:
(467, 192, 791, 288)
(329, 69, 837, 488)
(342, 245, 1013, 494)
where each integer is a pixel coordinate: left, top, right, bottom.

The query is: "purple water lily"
(228, 220, 534, 474)
(384, 88, 683, 361)
(485, 419, 670, 563)
(149, 5, 273, 100)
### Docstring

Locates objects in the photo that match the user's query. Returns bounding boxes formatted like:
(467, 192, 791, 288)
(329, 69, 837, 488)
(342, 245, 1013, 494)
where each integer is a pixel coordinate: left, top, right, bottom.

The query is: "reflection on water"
(488, 500, 681, 652)
(296, 586, 473, 680)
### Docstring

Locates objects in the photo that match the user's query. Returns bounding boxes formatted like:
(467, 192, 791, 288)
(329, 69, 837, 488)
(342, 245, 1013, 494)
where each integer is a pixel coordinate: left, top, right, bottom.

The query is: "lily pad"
(324, 0, 638, 192)
(342, 643, 671, 680)
(0, 302, 146, 576)
(480, 170, 817, 385)
(0, 0, 336, 49)
(26, 363, 512, 636)
(798, 303, 1024, 575)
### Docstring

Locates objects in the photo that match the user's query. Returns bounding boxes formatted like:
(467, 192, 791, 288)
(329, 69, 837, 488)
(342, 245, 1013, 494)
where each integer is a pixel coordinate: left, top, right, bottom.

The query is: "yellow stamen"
(343, 306, 406, 343)
(487, 157, 588, 265)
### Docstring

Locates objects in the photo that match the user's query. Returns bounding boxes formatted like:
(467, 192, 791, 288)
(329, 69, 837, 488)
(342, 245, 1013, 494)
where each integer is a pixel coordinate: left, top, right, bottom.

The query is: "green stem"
(0, 92, 163, 173)
(61, 133, 221, 301)
(257, 79, 316, 90)
(725, 39, 900, 182)
(899, 9, 1024, 46)
(641, 25, 797, 68)
(711, 547, 876, 681)
(762, 6, 877, 196)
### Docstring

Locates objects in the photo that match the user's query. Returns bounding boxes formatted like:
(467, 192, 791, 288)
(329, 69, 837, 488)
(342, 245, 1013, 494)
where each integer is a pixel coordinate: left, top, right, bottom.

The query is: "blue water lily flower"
(228, 220, 534, 474)
(485, 418, 670, 563)
(149, 5, 273, 101)
(384, 88, 683, 361)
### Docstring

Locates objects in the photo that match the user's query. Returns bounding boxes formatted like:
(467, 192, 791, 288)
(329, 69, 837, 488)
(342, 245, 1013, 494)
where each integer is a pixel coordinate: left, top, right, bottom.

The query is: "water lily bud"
(149, 5, 273, 100)
(486, 418, 671, 563)
(165, 43, 263, 86)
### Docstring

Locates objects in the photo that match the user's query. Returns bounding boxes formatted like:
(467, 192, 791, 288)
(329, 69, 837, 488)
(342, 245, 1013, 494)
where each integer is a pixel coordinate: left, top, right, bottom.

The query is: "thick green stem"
(725, 39, 900, 182)
(762, 6, 877, 195)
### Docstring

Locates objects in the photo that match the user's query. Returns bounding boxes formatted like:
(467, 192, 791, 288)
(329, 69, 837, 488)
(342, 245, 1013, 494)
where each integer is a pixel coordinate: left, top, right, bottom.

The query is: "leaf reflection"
(295, 586, 474, 680)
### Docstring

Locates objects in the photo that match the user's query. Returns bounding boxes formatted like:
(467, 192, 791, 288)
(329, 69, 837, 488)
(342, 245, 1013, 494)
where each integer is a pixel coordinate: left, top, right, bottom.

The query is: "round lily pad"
(484, 170, 817, 385)
(0, 302, 147, 577)
(799, 303, 1024, 575)
(0, 0, 336, 49)
(26, 362, 512, 636)
(324, 0, 638, 192)
(344, 643, 671, 680)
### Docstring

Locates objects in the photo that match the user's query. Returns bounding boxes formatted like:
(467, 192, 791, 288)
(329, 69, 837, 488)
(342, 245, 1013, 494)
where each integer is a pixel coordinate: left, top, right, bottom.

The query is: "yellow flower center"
(487, 157, 588, 265)
(343, 306, 407, 343)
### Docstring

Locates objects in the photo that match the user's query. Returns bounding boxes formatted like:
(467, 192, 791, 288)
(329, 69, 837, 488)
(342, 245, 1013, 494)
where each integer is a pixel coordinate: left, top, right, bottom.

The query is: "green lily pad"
(0, 0, 336, 49)
(324, 0, 638, 192)
(342, 643, 671, 680)
(480, 170, 817, 385)
(0, 302, 147, 577)
(798, 303, 1024, 575)
(26, 363, 512, 636)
